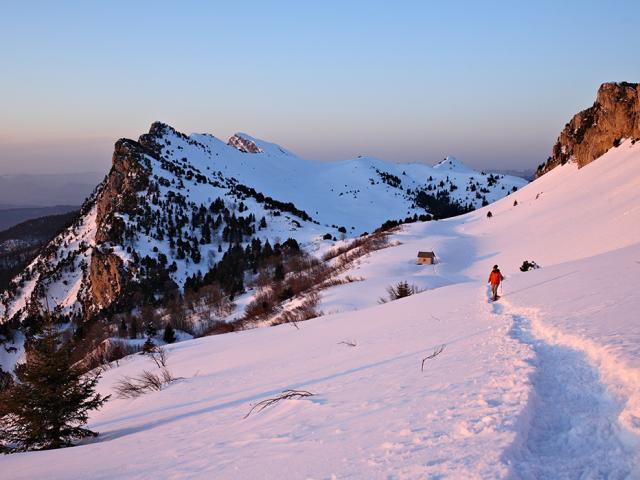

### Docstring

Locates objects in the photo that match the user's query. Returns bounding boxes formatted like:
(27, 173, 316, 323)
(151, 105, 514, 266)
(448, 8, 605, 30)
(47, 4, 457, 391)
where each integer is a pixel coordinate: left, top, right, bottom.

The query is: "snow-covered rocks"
(227, 133, 263, 154)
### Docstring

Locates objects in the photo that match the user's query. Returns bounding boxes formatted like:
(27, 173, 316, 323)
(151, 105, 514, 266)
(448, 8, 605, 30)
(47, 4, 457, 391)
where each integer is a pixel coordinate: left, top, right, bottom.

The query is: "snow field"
(2, 139, 640, 478)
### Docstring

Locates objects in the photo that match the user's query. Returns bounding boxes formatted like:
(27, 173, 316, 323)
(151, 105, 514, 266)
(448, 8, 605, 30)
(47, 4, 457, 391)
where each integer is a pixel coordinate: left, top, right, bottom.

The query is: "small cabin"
(416, 251, 436, 265)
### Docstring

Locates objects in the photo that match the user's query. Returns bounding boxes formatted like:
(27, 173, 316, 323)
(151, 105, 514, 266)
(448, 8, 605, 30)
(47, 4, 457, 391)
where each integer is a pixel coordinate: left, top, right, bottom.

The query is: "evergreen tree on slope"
(0, 325, 109, 452)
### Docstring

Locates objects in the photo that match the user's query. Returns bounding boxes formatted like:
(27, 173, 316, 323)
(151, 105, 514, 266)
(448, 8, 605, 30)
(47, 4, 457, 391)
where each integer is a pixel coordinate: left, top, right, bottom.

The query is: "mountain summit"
(433, 156, 476, 174)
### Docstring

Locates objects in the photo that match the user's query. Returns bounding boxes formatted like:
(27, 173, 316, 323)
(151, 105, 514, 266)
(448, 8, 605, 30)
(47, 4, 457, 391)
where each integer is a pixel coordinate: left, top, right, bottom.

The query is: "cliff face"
(88, 250, 125, 312)
(95, 139, 152, 244)
(536, 82, 640, 177)
(84, 138, 154, 315)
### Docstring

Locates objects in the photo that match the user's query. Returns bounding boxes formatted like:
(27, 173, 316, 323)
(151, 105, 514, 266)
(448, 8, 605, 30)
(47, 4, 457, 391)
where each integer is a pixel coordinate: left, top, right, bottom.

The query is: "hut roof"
(417, 251, 435, 258)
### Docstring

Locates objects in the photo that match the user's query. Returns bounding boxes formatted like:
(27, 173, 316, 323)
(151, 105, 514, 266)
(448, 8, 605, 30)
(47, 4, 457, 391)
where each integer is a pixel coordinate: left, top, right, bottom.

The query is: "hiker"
(488, 264, 504, 301)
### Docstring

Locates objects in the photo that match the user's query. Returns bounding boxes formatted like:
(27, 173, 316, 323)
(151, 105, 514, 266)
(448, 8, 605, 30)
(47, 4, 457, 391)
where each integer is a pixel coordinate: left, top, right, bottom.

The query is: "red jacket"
(488, 270, 504, 285)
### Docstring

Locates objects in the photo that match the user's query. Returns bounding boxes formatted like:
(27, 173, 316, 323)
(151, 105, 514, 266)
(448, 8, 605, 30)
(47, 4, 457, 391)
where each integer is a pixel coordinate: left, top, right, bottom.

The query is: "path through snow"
(496, 301, 639, 479)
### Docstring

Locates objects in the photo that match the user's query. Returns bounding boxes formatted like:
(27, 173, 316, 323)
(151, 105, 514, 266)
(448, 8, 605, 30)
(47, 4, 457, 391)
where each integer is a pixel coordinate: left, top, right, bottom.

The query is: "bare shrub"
(237, 232, 390, 331)
(421, 344, 446, 372)
(199, 283, 233, 315)
(182, 282, 235, 331)
(75, 339, 141, 372)
(271, 292, 322, 328)
(166, 297, 193, 335)
(322, 231, 389, 262)
(244, 390, 315, 419)
(113, 367, 176, 399)
(320, 274, 364, 289)
(244, 289, 279, 321)
(200, 320, 236, 337)
(338, 340, 357, 347)
(148, 345, 168, 368)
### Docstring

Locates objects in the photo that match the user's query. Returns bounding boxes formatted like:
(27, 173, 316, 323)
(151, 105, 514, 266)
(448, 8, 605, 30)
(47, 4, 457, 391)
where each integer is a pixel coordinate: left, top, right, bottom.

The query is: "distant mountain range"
(0, 122, 527, 327)
(0, 172, 104, 208)
(0, 205, 79, 231)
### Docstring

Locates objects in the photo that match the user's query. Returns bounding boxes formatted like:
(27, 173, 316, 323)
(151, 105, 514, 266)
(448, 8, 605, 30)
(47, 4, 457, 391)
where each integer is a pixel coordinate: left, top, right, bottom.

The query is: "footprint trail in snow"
(499, 304, 639, 478)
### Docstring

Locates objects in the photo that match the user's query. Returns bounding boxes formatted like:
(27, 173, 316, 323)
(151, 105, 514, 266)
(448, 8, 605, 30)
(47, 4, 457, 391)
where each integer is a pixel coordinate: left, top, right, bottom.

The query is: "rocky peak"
(228, 134, 263, 154)
(536, 82, 640, 177)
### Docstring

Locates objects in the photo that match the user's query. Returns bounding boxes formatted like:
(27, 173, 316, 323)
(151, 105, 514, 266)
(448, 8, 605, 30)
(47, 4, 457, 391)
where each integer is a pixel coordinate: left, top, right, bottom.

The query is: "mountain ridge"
(0, 122, 525, 332)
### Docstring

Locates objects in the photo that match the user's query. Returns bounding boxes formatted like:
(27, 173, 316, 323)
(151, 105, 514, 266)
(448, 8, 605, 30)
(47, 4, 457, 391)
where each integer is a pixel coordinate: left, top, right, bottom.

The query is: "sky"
(1, 0, 639, 175)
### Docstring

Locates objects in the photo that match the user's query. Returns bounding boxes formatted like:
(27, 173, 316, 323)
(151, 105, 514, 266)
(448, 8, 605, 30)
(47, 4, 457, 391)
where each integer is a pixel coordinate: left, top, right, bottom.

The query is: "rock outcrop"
(85, 138, 155, 315)
(228, 134, 263, 154)
(88, 249, 125, 312)
(536, 82, 640, 177)
(95, 139, 152, 244)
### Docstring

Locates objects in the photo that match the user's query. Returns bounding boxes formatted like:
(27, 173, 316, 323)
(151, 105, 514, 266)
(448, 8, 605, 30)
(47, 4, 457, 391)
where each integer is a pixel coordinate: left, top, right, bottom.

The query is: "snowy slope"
(2, 142, 639, 478)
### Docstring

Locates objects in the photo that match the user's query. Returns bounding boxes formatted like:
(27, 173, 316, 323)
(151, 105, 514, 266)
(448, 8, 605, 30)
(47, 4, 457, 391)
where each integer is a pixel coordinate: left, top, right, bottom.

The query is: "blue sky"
(1, 0, 639, 174)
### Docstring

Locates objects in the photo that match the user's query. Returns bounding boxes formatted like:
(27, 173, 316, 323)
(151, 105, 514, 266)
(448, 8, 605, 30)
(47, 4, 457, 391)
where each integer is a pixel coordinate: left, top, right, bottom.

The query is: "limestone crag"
(95, 139, 152, 244)
(536, 82, 640, 177)
(88, 249, 125, 313)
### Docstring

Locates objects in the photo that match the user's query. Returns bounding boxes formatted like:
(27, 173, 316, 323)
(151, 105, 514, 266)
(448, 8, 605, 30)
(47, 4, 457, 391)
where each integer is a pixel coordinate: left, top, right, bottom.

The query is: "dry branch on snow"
(244, 390, 315, 419)
(421, 344, 446, 372)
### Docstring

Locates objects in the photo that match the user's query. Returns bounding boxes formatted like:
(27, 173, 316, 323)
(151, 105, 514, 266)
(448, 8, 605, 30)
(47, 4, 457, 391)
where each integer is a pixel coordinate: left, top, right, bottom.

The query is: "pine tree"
(0, 326, 109, 452)
(118, 318, 127, 337)
(129, 317, 139, 339)
(273, 263, 285, 281)
(387, 281, 414, 300)
(396, 281, 413, 298)
(163, 324, 177, 344)
(144, 321, 157, 339)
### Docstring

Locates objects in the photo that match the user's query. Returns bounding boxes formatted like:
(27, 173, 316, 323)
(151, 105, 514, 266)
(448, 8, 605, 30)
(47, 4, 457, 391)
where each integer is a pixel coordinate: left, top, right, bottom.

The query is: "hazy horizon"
(1, 0, 639, 175)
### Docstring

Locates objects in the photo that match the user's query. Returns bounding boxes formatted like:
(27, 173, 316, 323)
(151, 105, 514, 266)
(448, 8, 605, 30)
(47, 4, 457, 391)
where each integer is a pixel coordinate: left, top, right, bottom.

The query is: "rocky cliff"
(536, 82, 640, 177)
(95, 139, 151, 244)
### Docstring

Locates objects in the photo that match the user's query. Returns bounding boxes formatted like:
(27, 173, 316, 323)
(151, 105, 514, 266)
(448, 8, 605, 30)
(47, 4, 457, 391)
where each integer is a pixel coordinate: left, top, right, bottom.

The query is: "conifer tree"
(387, 281, 414, 300)
(163, 324, 177, 344)
(118, 318, 127, 337)
(395, 281, 413, 298)
(274, 263, 285, 281)
(129, 317, 139, 339)
(0, 325, 109, 452)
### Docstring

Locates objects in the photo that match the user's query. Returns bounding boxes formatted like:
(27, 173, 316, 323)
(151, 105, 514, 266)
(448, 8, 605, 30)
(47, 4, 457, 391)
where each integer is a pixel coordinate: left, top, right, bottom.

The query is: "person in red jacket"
(488, 265, 504, 301)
